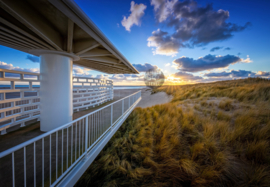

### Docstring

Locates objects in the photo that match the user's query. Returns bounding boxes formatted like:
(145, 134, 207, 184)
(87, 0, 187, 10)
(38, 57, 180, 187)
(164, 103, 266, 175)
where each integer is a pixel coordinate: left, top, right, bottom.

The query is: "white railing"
(0, 69, 113, 134)
(0, 90, 141, 187)
(0, 69, 41, 135)
(73, 77, 113, 112)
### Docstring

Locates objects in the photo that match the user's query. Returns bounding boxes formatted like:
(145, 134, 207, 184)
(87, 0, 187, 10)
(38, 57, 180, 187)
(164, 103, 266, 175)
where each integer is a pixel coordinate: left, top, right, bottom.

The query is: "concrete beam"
(0, 26, 48, 49)
(83, 56, 120, 64)
(67, 19, 74, 53)
(74, 39, 100, 55)
(1, 0, 63, 51)
(0, 18, 54, 50)
(79, 48, 112, 57)
(0, 31, 40, 49)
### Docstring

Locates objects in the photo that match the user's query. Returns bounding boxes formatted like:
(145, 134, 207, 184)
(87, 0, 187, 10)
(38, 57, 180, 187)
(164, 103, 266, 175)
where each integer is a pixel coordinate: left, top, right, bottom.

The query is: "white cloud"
(148, 0, 251, 56)
(73, 65, 92, 77)
(96, 74, 110, 79)
(165, 63, 170, 66)
(204, 69, 257, 78)
(172, 54, 244, 72)
(173, 71, 203, 81)
(171, 64, 178, 69)
(73, 66, 84, 74)
(121, 1, 147, 31)
(256, 71, 270, 77)
(132, 63, 159, 72)
(83, 67, 91, 71)
(110, 73, 145, 82)
(151, 0, 177, 22)
(147, 29, 181, 56)
(0, 61, 96, 79)
(0, 61, 39, 73)
(241, 55, 252, 63)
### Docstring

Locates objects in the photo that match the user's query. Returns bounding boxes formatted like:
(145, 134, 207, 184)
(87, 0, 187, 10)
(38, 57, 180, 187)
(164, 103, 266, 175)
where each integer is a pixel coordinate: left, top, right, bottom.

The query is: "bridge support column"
(39, 52, 76, 132)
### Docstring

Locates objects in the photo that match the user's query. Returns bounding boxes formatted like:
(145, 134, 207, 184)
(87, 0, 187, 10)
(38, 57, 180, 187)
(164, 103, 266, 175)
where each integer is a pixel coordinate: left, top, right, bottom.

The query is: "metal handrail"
(0, 90, 140, 158)
(0, 90, 141, 187)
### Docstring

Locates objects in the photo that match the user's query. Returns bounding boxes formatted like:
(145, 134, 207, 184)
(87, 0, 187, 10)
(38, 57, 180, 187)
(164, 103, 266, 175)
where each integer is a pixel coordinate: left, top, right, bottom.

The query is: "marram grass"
(76, 78, 270, 187)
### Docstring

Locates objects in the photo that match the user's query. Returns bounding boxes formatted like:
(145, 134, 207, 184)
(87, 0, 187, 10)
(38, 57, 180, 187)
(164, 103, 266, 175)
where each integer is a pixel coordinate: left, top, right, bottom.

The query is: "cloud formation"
(173, 71, 202, 81)
(172, 54, 251, 72)
(147, 29, 182, 56)
(110, 74, 145, 83)
(257, 71, 270, 77)
(241, 55, 252, 63)
(151, 0, 177, 22)
(210, 46, 223, 52)
(149, 0, 251, 55)
(121, 1, 147, 31)
(132, 63, 159, 72)
(73, 65, 92, 77)
(96, 74, 110, 79)
(204, 70, 256, 78)
(0, 61, 39, 73)
(229, 70, 256, 77)
(0, 61, 146, 84)
(0, 61, 96, 78)
(110, 74, 127, 80)
(204, 71, 231, 77)
(26, 55, 40, 63)
(224, 47, 231, 51)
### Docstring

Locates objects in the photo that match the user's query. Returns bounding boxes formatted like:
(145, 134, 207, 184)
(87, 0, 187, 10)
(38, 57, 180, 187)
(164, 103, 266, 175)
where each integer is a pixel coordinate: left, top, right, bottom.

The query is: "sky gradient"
(0, 0, 270, 85)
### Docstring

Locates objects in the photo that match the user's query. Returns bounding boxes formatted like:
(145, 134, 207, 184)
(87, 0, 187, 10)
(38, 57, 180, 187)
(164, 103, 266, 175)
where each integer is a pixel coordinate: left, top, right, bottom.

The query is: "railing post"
(11, 81, 15, 90)
(122, 99, 124, 114)
(85, 117, 88, 152)
(20, 73, 24, 80)
(111, 104, 113, 127)
(29, 81, 33, 89)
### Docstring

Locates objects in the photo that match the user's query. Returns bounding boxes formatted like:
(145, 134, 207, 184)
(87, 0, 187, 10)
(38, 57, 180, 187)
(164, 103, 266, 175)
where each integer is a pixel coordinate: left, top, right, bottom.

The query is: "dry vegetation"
(76, 78, 270, 187)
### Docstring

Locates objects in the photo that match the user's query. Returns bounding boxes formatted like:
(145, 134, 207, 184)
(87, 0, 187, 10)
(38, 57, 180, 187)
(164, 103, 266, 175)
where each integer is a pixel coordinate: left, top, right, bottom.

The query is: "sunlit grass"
(76, 77, 270, 187)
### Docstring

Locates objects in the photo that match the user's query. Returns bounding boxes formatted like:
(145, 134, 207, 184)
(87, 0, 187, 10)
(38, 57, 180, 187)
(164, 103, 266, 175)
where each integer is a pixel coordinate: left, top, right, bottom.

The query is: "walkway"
(0, 89, 138, 152)
(0, 90, 141, 187)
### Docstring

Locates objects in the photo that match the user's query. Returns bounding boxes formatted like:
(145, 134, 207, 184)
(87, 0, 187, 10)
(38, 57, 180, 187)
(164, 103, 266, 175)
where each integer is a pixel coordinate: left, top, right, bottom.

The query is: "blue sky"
(1, 0, 270, 85)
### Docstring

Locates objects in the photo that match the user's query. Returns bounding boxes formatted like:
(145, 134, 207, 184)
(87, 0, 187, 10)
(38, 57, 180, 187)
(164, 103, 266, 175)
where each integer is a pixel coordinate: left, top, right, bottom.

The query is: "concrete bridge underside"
(0, 0, 139, 131)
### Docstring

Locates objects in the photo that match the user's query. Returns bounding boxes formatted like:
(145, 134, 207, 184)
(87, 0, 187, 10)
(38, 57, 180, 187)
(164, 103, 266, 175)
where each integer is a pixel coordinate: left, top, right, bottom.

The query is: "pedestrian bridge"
(0, 0, 141, 186)
(0, 90, 141, 187)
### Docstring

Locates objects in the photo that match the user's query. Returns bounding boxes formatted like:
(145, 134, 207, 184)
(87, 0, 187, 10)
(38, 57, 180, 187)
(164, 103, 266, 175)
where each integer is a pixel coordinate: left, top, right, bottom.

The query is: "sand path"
(136, 88, 173, 108)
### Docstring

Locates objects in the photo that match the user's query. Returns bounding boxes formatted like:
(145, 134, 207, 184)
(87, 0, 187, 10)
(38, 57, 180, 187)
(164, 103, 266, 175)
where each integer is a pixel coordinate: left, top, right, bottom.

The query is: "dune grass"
(76, 78, 270, 187)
